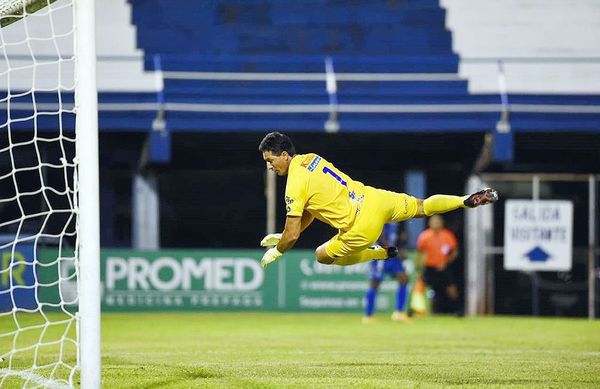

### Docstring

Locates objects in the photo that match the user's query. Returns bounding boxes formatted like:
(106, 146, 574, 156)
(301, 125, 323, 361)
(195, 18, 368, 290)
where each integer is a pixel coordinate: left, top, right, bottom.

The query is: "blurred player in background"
(258, 132, 498, 269)
(416, 215, 462, 316)
(363, 223, 411, 323)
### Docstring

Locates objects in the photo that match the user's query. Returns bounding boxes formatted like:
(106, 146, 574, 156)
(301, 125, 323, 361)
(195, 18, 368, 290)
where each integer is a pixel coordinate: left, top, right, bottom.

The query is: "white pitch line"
(0, 368, 71, 389)
(102, 349, 600, 357)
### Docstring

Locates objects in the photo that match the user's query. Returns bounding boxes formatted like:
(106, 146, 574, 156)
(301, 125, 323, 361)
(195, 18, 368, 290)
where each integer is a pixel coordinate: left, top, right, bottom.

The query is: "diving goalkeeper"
(258, 132, 498, 269)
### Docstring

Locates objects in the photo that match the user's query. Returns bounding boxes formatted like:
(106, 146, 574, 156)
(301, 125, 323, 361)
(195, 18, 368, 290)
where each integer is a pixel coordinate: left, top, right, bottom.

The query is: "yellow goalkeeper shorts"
(324, 187, 418, 258)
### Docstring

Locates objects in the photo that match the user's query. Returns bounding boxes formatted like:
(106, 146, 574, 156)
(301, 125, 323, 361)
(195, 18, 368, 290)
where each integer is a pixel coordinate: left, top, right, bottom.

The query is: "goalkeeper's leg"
(414, 188, 499, 217)
(315, 244, 385, 266)
(315, 240, 399, 266)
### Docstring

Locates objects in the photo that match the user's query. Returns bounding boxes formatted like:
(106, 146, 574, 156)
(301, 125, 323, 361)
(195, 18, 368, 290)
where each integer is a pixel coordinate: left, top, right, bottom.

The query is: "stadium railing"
(4, 55, 600, 133)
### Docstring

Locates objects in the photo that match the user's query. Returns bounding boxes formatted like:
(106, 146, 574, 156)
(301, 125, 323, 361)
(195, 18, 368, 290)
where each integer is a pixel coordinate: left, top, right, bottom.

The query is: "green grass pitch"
(2, 312, 600, 388)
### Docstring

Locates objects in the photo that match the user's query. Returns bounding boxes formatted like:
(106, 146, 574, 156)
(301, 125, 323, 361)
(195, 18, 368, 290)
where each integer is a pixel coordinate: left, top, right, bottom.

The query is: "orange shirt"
(416, 228, 458, 268)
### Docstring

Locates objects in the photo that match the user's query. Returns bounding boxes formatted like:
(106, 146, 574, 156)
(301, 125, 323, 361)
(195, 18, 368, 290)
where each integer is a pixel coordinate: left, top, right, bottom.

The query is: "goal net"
(0, 0, 99, 387)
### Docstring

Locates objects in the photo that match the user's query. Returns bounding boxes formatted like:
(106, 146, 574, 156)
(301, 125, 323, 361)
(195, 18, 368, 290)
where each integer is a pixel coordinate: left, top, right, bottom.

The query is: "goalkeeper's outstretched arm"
(277, 215, 302, 253)
(260, 215, 302, 269)
(260, 211, 313, 247)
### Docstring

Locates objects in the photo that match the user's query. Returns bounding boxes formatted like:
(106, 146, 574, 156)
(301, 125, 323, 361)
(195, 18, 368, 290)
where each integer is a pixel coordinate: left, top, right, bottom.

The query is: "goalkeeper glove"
(260, 233, 282, 247)
(261, 247, 283, 269)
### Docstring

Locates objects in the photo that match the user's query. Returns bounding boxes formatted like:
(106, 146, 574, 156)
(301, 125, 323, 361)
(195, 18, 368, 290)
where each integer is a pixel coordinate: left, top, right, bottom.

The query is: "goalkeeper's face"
(262, 150, 292, 176)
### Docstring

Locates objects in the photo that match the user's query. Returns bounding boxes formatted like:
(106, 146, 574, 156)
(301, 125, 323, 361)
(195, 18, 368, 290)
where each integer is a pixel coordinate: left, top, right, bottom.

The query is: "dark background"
(98, 131, 488, 249)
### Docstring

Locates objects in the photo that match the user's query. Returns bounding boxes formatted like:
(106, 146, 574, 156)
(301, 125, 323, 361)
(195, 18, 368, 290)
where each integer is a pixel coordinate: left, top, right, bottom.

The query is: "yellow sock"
(334, 247, 388, 266)
(423, 194, 469, 216)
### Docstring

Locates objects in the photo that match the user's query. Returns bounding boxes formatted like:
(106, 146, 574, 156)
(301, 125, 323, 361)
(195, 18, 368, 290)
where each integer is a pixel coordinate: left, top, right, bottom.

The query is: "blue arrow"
(525, 246, 550, 262)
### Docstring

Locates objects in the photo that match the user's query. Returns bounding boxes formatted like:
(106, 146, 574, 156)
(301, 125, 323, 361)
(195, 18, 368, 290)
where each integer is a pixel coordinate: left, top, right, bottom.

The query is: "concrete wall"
(441, 0, 600, 94)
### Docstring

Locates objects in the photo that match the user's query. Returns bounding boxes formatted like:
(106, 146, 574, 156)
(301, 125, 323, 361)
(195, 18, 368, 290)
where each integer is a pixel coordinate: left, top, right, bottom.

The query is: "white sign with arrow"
(504, 200, 573, 271)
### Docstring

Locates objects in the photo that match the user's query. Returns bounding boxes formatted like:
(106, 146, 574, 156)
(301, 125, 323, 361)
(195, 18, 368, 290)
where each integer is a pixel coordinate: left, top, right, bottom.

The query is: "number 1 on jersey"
(322, 166, 347, 187)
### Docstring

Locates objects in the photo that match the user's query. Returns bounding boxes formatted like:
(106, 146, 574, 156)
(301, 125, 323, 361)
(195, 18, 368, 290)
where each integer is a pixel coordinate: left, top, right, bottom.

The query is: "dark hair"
(258, 132, 296, 156)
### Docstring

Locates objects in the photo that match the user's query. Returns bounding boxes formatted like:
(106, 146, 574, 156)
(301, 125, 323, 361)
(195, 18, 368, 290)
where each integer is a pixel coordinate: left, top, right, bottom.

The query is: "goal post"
(74, 0, 100, 387)
(0, 0, 100, 387)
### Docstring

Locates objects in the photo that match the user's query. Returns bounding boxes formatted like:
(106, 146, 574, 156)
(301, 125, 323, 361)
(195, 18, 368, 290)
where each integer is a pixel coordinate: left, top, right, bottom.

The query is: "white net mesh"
(0, 0, 79, 387)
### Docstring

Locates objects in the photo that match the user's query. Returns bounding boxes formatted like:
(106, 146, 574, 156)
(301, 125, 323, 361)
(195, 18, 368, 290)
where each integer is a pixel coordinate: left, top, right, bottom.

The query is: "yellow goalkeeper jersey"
(285, 153, 366, 231)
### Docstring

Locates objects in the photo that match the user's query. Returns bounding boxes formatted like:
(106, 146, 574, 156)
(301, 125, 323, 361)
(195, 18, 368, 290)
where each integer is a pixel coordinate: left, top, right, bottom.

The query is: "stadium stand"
(2, 0, 599, 132)
(131, 0, 499, 132)
(130, 0, 600, 133)
(442, 0, 600, 134)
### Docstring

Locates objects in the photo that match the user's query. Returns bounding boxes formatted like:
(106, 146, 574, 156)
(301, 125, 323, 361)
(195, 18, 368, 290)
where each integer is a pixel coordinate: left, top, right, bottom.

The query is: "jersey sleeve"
(284, 168, 308, 217)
